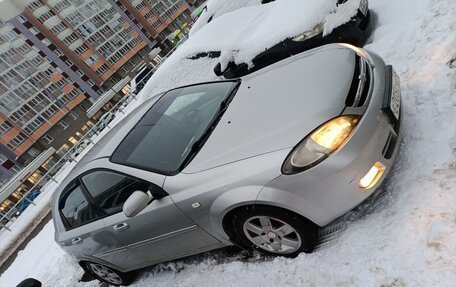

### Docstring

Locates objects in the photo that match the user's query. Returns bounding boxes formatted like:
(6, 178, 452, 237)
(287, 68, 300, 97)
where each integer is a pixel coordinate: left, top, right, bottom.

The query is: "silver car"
(52, 44, 402, 286)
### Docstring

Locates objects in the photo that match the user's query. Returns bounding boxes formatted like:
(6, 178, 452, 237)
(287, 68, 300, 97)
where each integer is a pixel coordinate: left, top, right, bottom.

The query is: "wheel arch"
(221, 203, 319, 245)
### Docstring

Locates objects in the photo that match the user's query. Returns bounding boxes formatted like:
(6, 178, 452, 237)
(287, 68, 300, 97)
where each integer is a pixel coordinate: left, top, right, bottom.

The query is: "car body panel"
(184, 46, 355, 173)
(165, 148, 290, 243)
(258, 51, 402, 226)
(52, 44, 402, 275)
(54, 158, 221, 272)
(99, 193, 220, 271)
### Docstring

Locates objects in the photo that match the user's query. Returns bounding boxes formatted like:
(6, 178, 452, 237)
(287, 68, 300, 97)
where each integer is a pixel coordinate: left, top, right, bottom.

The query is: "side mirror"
(123, 191, 152, 218)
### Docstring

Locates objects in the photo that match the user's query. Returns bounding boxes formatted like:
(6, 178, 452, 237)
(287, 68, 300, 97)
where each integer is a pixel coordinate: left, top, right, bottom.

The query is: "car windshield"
(111, 81, 239, 175)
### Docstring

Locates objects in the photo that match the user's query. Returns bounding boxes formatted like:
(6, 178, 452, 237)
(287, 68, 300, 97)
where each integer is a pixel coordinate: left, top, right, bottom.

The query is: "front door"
(57, 180, 123, 262)
(79, 169, 220, 271)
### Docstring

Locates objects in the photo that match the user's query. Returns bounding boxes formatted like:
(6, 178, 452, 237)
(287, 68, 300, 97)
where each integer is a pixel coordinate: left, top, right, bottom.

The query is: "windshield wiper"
(180, 115, 221, 169)
(180, 82, 241, 170)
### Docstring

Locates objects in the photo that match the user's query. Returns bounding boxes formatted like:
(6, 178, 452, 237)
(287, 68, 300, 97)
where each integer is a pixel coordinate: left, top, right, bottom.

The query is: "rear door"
(80, 168, 220, 271)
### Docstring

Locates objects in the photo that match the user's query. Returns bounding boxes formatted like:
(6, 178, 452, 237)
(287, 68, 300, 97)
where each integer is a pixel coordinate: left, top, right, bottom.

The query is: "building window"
(41, 38, 52, 46)
(18, 15, 28, 23)
(55, 78, 68, 89)
(0, 121, 13, 136)
(43, 134, 54, 144)
(77, 70, 84, 77)
(84, 54, 99, 66)
(87, 80, 95, 86)
(70, 111, 78, 120)
(55, 49, 63, 57)
(10, 165, 22, 173)
(0, 154, 7, 165)
(68, 136, 78, 145)
(79, 103, 88, 112)
(59, 121, 69, 130)
(30, 27, 40, 35)
(43, 68, 54, 77)
(96, 64, 108, 75)
(27, 147, 41, 157)
(6, 133, 27, 150)
(135, 3, 146, 10)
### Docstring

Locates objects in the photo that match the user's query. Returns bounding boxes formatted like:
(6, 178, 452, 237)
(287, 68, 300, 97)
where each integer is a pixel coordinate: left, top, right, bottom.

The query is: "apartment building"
(0, 0, 193, 207)
(0, 18, 92, 179)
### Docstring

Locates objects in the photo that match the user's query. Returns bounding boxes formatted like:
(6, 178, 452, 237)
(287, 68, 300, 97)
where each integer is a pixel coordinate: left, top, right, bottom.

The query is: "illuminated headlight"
(359, 162, 385, 189)
(292, 23, 324, 42)
(282, 115, 360, 174)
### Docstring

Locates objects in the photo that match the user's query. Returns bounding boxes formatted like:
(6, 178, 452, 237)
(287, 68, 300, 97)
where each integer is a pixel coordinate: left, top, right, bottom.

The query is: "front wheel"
(84, 261, 132, 286)
(231, 206, 319, 257)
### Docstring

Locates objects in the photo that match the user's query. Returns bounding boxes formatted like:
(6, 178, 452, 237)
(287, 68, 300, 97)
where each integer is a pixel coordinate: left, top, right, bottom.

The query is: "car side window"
(59, 182, 98, 229)
(80, 170, 149, 216)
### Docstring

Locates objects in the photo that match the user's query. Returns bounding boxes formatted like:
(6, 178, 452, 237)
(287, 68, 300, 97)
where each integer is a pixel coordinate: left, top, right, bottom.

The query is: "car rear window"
(111, 81, 239, 175)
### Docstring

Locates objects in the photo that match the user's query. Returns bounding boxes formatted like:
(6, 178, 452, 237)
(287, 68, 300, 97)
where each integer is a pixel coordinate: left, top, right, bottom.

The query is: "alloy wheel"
(242, 215, 302, 254)
(88, 262, 123, 285)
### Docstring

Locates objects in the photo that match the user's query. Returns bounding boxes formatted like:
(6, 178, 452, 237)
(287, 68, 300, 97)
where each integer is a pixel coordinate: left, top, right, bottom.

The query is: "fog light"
(359, 162, 385, 189)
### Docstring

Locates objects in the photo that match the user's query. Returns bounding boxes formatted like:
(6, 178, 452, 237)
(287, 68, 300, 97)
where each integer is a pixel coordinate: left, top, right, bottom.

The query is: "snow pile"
(1, 0, 456, 286)
(324, 0, 362, 35)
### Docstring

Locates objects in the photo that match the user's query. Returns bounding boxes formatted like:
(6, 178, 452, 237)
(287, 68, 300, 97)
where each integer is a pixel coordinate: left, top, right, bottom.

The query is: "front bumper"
(257, 52, 402, 227)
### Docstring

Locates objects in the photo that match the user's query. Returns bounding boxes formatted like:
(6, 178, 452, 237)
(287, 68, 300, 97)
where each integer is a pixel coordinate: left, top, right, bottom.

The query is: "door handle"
(71, 237, 83, 245)
(113, 223, 129, 232)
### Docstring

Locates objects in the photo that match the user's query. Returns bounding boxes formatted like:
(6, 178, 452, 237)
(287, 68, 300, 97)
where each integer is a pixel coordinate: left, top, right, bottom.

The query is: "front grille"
(345, 56, 371, 107)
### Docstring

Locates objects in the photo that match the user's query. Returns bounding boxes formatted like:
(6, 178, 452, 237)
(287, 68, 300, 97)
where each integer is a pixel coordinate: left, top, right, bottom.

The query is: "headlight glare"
(338, 43, 375, 67)
(283, 115, 360, 174)
(310, 116, 359, 150)
(292, 23, 324, 42)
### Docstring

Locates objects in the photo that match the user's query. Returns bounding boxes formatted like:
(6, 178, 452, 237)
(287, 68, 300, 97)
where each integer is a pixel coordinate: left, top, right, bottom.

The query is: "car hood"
(184, 45, 355, 173)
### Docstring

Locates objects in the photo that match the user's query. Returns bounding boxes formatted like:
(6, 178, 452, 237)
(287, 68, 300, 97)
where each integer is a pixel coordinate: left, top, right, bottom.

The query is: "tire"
(83, 261, 132, 286)
(230, 206, 319, 257)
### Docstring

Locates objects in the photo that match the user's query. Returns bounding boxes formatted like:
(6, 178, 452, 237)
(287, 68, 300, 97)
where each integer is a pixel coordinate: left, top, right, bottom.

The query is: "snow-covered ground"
(1, 0, 455, 286)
